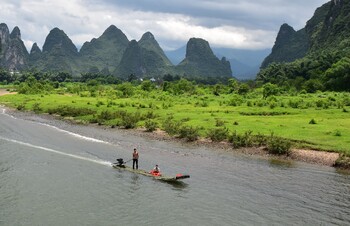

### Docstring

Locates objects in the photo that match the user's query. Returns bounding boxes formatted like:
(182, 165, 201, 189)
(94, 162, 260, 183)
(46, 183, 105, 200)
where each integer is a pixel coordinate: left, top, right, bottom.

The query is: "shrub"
(178, 126, 200, 141)
(288, 99, 303, 108)
(207, 127, 229, 142)
(228, 131, 244, 148)
(334, 154, 350, 169)
(215, 118, 225, 127)
(254, 133, 268, 146)
(228, 130, 256, 148)
(239, 111, 289, 116)
(269, 101, 277, 109)
(195, 101, 208, 107)
(334, 130, 342, 137)
(266, 136, 292, 155)
(162, 117, 182, 135)
(17, 103, 25, 111)
(48, 106, 96, 117)
(144, 111, 158, 119)
(181, 117, 190, 122)
(315, 100, 324, 108)
(227, 95, 243, 106)
(107, 100, 116, 107)
(309, 119, 317, 124)
(32, 102, 42, 113)
(97, 110, 116, 121)
(120, 112, 142, 129)
(145, 119, 158, 132)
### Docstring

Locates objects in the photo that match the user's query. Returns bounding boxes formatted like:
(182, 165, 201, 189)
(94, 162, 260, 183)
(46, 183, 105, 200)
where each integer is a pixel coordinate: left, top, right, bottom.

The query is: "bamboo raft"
(112, 163, 190, 183)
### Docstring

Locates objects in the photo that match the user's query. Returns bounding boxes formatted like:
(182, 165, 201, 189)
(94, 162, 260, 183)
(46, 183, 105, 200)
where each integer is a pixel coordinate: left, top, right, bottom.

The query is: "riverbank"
(127, 128, 340, 167)
(0, 88, 16, 96)
(1, 106, 340, 168)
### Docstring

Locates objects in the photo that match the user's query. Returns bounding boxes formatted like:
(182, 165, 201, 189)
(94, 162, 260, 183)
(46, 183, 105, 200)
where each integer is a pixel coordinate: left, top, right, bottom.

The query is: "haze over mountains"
(165, 47, 270, 80)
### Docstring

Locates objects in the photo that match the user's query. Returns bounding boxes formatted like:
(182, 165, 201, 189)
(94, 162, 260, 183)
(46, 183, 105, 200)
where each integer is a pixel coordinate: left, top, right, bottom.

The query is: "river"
(0, 107, 349, 226)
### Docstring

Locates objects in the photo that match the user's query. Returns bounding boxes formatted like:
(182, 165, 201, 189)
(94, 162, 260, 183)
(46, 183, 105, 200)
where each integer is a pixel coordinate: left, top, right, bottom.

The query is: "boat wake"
(0, 135, 112, 167)
(0, 107, 112, 145)
(38, 122, 110, 144)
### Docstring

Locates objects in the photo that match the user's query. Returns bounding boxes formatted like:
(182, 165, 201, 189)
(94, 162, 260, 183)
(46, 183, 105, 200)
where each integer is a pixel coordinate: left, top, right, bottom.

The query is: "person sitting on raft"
(153, 164, 160, 173)
(150, 165, 161, 176)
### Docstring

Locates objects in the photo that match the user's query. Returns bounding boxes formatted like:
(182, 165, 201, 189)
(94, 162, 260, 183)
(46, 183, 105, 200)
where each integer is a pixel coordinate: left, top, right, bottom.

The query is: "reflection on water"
(130, 174, 141, 191)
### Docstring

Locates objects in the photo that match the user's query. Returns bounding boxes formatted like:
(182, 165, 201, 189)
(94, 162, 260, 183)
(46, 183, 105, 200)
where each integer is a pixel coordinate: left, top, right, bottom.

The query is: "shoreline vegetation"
(1, 87, 348, 169)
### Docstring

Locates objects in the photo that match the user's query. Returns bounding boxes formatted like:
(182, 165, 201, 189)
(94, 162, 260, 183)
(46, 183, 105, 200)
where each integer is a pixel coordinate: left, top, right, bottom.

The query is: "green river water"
(0, 107, 349, 225)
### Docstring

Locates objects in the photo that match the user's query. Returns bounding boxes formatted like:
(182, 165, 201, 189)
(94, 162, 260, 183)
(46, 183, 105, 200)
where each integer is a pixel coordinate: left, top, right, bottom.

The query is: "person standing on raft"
(132, 148, 139, 169)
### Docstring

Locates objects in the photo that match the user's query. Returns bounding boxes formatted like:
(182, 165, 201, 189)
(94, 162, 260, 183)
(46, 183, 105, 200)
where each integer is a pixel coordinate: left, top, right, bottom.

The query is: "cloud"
(0, 0, 329, 51)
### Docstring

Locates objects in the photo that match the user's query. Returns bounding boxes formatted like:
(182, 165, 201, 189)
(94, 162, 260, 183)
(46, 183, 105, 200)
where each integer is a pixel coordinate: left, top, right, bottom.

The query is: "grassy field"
(0, 84, 349, 154)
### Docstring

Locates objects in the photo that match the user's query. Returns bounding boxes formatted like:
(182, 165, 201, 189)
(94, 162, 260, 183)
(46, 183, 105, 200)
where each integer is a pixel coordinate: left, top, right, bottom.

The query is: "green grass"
(1, 88, 349, 154)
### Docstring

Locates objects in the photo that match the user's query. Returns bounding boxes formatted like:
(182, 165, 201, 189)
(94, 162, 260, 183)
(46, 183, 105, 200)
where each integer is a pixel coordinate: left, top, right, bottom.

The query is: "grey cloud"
(0, 0, 330, 51)
(88, 0, 329, 29)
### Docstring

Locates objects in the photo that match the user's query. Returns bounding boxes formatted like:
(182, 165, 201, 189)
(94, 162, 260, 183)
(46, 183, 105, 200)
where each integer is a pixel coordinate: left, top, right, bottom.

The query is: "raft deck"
(112, 164, 190, 183)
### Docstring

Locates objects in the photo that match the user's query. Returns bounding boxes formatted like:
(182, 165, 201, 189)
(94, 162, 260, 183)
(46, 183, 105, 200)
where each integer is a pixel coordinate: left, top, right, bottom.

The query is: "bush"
(145, 119, 158, 132)
(162, 117, 182, 135)
(228, 131, 244, 148)
(334, 154, 350, 169)
(215, 118, 225, 127)
(315, 100, 324, 108)
(16, 103, 25, 111)
(32, 102, 42, 113)
(228, 130, 256, 148)
(120, 112, 142, 129)
(266, 136, 292, 155)
(178, 126, 200, 141)
(309, 119, 317, 124)
(334, 130, 342, 137)
(207, 127, 229, 142)
(145, 111, 158, 119)
(269, 101, 277, 109)
(48, 106, 96, 117)
(96, 100, 105, 107)
(97, 110, 116, 121)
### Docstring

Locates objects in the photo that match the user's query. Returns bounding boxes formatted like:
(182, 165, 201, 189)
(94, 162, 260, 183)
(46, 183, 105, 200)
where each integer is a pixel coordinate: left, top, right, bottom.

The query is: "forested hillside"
(258, 0, 350, 91)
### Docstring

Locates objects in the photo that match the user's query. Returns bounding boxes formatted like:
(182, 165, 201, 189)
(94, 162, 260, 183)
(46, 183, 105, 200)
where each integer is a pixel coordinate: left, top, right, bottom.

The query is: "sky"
(0, 0, 329, 52)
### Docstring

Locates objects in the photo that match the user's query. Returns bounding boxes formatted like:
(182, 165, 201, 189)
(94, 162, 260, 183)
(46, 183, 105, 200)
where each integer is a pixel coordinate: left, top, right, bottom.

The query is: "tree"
(324, 57, 350, 91)
(238, 83, 250, 95)
(128, 74, 137, 82)
(117, 82, 134, 97)
(172, 79, 195, 95)
(141, 80, 155, 91)
(262, 83, 279, 98)
(228, 78, 239, 93)
(0, 68, 12, 83)
(302, 79, 323, 93)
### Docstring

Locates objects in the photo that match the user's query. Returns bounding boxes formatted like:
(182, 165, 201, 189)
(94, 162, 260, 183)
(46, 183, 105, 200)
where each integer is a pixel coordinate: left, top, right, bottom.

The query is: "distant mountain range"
(0, 23, 235, 80)
(165, 47, 269, 80)
(3, 0, 346, 85)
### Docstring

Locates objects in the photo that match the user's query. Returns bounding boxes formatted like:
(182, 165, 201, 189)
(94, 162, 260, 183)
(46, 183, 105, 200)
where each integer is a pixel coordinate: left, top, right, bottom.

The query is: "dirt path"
(0, 88, 16, 96)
